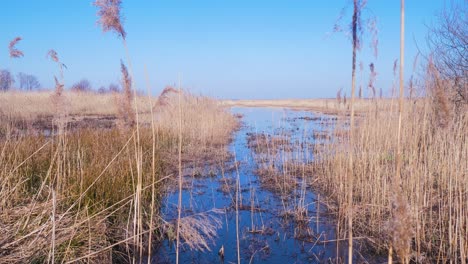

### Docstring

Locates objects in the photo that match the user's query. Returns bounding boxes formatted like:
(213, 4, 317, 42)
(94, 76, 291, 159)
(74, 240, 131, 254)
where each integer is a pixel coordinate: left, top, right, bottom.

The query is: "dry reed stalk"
(8, 37, 24, 58)
(235, 152, 241, 264)
(144, 65, 157, 264)
(94, 8, 144, 256)
(336, 88, 343, 106)
(390, 1, 413, 263)
(47, 49, 68, 135)
(175, 76, 183, 264)
(346, 0, 359, 262)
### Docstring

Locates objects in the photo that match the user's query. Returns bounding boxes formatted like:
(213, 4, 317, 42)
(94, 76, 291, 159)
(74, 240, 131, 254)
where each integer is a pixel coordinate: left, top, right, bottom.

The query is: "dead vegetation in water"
(254, 166, 299, 196)
(162, 210, 223, 252)
(247, 132, 292, 155)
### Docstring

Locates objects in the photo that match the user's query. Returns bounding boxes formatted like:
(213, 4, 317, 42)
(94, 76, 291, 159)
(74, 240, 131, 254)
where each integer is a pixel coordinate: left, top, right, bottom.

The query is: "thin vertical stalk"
(391, 1, 406, 263)
(175, 75, 183, 264)
(121, 38, 144, 260)
(144, 65, 157, 264)
(347, 0, 359, 263)
(396, 0, 405, 187)
(235, 152, 241, 264)
(51, 189, 56, 264)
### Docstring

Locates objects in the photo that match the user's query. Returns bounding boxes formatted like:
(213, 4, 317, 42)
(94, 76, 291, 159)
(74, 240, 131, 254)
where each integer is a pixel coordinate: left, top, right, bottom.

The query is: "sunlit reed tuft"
(94, 0, 126, 39)
(9, 37, 24, 58)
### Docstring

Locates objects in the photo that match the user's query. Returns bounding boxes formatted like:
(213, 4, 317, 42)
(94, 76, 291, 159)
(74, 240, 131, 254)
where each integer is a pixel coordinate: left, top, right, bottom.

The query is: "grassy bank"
(0, 90, 238, 263)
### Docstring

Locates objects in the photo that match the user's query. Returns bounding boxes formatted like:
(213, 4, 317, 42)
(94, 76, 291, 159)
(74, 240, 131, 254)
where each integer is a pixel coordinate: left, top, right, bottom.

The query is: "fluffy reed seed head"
(116, 60, 134, 127)
(120, 60, 131, 100)
(94, 0, 126, 39)
(428, 59, 451, 128)
(155, 86, 179, 108)
(9, 37, 24, 58)
(368, 62, 377, 98)
(387, 193, 414, 263)
(54, 76, 64, 96)
(47, 49, 59, 63)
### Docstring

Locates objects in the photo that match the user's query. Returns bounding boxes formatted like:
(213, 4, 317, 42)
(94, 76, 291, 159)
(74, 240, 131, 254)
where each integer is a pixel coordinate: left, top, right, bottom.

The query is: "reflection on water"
(154, 107, 347, 263)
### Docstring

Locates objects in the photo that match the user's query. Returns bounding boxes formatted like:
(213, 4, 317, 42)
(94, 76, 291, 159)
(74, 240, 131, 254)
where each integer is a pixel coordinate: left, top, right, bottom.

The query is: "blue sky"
(0, 0, 459, 99)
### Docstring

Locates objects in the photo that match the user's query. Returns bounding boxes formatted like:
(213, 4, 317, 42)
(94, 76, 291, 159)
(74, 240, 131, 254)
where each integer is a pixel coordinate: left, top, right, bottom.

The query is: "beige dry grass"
(0, 90, 148, 119)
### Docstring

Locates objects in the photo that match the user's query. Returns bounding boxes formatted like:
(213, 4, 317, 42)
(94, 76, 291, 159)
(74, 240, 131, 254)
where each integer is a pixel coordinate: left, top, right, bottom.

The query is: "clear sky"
(0, 0, 460, 99)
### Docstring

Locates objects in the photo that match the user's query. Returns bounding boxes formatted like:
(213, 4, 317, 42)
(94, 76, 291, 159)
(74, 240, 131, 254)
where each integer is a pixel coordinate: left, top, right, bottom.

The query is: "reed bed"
(244, 92, 466, 262)
(313, 97, 467, 262)
(0, 90, 238, 263)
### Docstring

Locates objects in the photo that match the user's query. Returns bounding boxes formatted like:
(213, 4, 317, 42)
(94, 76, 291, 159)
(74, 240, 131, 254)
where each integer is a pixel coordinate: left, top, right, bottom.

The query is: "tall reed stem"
(235, 153, 241, 264)
(347, 1, 359, 262)
(175, 75, 183, 264)
(144, 65, 157, 264)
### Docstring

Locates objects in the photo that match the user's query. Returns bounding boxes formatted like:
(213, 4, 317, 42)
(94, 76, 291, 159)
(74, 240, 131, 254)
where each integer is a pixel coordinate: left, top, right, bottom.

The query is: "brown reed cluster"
(8, 37, 24, 58)
(47, 49, 59, 63)
(47, 50, 66, 96)
(155, 85, 179, 108)
(386, 192, 413, 263)
(336, 87, 342, 105)
(53, 76, 64, 96)
(427, 58, 451, 128)
(94, 0, 126, 39)
(368, 62, 377, 98)
(116, 60, 134, 127)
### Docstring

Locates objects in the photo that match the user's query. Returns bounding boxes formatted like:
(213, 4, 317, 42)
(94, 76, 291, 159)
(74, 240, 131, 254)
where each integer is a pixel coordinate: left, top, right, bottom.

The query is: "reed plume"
(154, 85, 179, 108)
(116, 60, 134, 127)
(9, 37, 24, 58)
(54, 76, 64, 96)
(386, 193, 413, 263)
(47, 49, 59, 62)
(428, 58, 451, 128)
(94, 0, 126, 39)
(47, 49, 66, 80)
(336, 87, 342, 106)
(368, 62, 377, 98)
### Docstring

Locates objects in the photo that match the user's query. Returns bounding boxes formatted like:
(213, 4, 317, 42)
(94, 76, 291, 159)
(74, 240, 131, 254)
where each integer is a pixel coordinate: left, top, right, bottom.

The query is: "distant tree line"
(0, 70, 121, 94)
(70, 79, 121, 94)
(0, 69, 41, 91)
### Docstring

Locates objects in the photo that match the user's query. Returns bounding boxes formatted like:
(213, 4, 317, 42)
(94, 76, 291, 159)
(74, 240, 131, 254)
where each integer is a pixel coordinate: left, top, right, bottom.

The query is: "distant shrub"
(17, 72, 40, 90)
(71, 79, 92, 92)
(108, 83, 120, 92)
(0, 69, 15, 91)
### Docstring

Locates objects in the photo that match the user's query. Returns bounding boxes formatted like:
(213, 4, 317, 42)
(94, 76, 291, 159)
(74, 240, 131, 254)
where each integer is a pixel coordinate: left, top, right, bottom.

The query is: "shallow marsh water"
(154, 107, 348, 263)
